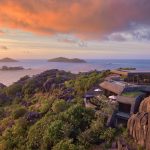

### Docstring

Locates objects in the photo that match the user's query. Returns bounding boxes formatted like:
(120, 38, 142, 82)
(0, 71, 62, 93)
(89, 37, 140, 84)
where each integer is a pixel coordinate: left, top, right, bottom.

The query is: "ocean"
(0, 59, 150, 85)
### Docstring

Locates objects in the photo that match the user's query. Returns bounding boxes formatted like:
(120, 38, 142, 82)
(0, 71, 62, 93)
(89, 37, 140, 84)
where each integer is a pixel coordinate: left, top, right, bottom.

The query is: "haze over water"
(0, 59, 150, 86)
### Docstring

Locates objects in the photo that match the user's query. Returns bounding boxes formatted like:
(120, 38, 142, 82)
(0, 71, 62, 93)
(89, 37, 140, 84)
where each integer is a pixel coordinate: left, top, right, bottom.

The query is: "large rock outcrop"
(127, 96, 150, 150)
(139, 96, 150, 112)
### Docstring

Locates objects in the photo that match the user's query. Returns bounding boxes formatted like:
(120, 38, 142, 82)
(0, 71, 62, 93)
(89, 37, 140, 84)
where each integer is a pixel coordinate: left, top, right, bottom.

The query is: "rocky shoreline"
(0, 66, 25, 71)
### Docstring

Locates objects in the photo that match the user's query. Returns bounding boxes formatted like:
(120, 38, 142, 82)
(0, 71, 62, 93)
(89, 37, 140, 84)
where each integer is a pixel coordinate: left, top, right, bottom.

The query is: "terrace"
(111, 70, 150, 85)
(84, 87, 103, 109)
(121, 91, 144, 98)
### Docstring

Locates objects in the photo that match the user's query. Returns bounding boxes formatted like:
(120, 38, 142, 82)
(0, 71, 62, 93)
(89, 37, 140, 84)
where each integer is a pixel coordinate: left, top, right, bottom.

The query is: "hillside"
(48, 57, 86, 63)
(0, 69, 118, 150)
(0, 69, 147, 150)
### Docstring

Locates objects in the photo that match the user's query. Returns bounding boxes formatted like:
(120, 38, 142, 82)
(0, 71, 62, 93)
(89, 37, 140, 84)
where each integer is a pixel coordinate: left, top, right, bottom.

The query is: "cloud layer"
(0, 0, 150, 39)
(0, 30, 4, 35)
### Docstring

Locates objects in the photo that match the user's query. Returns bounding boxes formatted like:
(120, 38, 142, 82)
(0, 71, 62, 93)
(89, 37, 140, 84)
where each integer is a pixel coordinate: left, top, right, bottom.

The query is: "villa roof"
(100, 81, 126, 94)
(100, 79, 150, 96)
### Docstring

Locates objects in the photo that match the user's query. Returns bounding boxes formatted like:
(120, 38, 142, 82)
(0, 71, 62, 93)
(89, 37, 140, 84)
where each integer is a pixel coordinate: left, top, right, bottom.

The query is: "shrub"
(1, 129, 17, 150)
(13, 97, 22, 104)
(0, 107, 4, 118)
(65, 71, 109, 96)
(22, 79, 39, 96)
(27, 113, 55, 150)
(52, 139, 78, 150)
(6, 83, 22, 97)
(100, 127, 116, 143)
(0, 93, 10, 106)
(39, 101, 51, 114)
(52, 100, 68, 113)
(62, 104, 94, 130)
(14, 118, 28, 135)
(60, 104, 95, 140)
(78, 117, 105, 147)
(13, 108, 27, 119)
(43, 120, 72, 149)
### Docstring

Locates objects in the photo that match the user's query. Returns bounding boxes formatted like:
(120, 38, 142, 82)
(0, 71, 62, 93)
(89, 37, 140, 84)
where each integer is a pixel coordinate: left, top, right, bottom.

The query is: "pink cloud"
(0, 0, 149, 39)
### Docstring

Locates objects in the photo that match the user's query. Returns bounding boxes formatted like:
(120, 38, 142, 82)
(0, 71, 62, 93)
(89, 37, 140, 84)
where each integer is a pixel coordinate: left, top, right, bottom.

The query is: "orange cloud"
(0, 0, 150, 39)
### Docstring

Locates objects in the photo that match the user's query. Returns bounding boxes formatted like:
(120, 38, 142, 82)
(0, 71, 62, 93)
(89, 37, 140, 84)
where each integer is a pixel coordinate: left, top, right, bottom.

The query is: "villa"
(97, 70, 150, 126)
(83, 70, 150, 126)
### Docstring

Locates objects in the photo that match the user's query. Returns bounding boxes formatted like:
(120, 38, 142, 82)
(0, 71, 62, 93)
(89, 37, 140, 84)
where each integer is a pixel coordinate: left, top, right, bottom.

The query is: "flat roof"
(111, 70, 150, 76)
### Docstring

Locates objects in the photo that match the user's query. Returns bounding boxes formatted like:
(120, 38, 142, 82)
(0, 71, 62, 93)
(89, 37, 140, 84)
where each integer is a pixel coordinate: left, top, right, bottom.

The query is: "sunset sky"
(0, 0, 150, 59)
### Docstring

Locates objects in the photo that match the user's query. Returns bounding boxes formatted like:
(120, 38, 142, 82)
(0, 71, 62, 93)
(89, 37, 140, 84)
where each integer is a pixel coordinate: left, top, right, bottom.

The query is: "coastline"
(1, 59, 150, 86)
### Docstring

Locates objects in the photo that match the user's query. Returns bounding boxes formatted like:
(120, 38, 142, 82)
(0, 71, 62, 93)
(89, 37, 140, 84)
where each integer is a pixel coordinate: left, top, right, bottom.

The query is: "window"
(118, 102, 131, 113)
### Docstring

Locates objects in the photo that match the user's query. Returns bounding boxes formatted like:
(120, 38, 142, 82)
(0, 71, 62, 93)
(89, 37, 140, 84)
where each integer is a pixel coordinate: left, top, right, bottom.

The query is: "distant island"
(48, 57, 86, 63)
(0, 66, 25, 71)
(118, 67, 136, 71)
(0, 57, 18, 62)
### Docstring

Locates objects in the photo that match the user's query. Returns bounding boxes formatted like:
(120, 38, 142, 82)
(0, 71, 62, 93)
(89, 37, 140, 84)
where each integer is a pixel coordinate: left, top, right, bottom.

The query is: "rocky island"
(0, 66, 24, 71)
(48, 57, 86, 63)
(118, 67, 136, 70)
(0, 57, 18, 62)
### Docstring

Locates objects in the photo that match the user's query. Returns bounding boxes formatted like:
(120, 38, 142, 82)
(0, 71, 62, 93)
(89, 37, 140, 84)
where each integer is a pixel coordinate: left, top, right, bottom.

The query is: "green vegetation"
(65, 70, 110, 96)
(52, 139, 79, 150)
(0, 69, 123, 150)
(5, 83, 22, 97)
(13, 107, 27, 119)
(52, 100, 69, 113)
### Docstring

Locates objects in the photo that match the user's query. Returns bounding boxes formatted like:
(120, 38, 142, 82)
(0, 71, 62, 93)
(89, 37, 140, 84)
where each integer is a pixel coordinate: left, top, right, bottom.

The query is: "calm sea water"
(0, 59, 150, 85)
